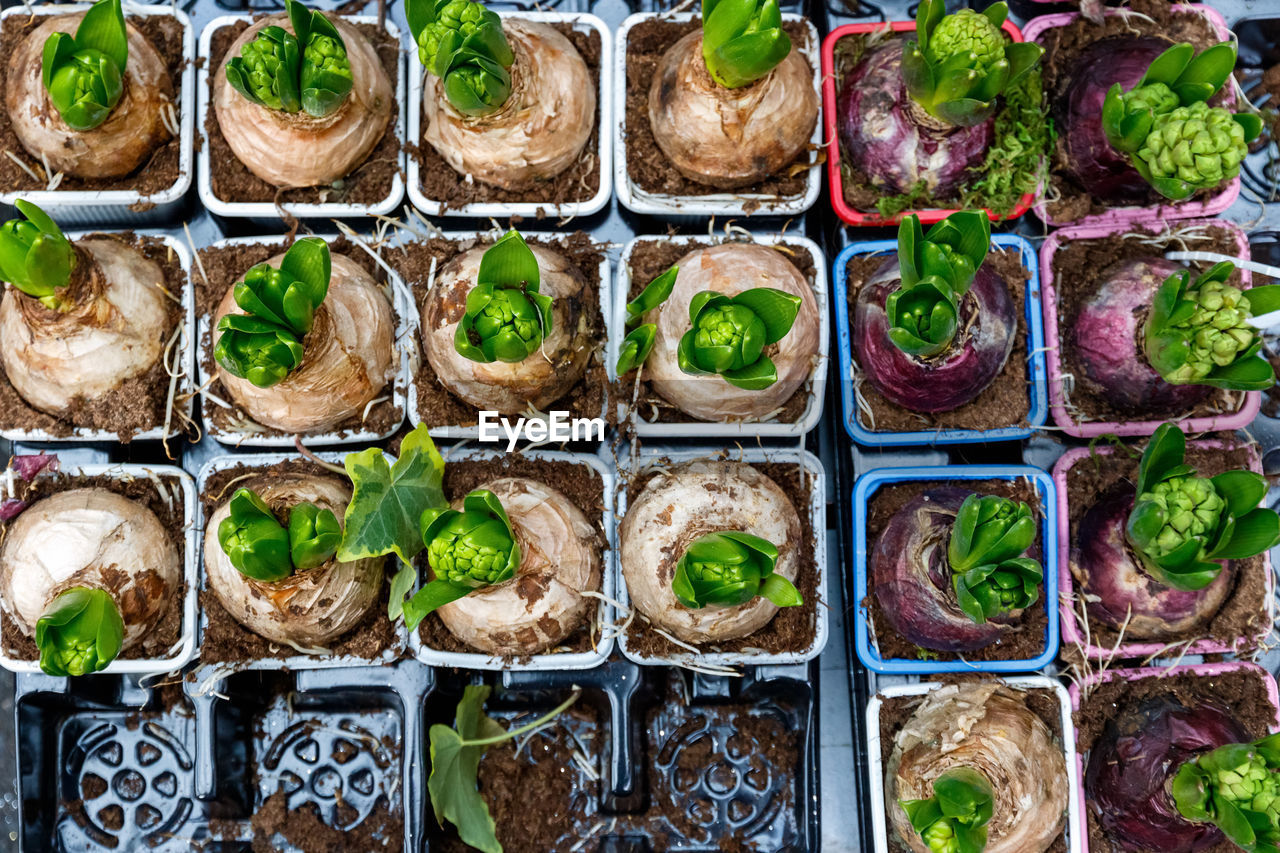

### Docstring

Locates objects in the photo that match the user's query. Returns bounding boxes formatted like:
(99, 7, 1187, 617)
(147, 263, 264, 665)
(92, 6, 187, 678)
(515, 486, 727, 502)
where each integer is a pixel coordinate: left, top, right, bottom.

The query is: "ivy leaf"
(337, 424, 447, 620)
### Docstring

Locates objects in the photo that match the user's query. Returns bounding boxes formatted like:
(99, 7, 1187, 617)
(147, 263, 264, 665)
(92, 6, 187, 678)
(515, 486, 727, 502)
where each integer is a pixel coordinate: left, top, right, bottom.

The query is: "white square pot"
(196, 15, 406, 220)
(615, 445, 828, 669)
(614, 12, 822, 218)
(609, 234, 829, 438)
(407, 11, 612, 220)
(196, 234, 410, 448)
(0, 3, 196, 225)
(409, 446, 616, 671)
(0, 463, 199, 676)
(402, 230, 612, 441)
(0, 232, 196, 444)
(866, 677, 1085, 853)
(191, 452, 408, 691)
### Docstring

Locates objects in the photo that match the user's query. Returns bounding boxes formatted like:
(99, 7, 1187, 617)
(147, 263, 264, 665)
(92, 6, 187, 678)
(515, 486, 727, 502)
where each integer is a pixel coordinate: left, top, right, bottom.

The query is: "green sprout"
(400, 489, 520, 628)
(615, 265, 678, 376)
(429, 684, 579, 853)
(454, 230, 553, 365)
(671, 531, 802, 609)
(1171, 733, 1280, 853)
(41, 0, 128, 131)
(1144, 261, 1280, 391)
(1125, 423, 1280, 591)
(0, 200, 76, 312)
(225, 0, 353, 118)
(406, 0, 515, 116)
(886, 211, 991, 359)
(901, 767, 994, 853)
(218, 487, 341, 582)
(1102, 42, 1263, 200)
(700, 0, 791, 90)
(35, 588, 124, 677)
(214, 237, 331, 389)
(902, 0, 1043, 127)
(948, 493, 1042, 625)
(677, 287, 802, 390)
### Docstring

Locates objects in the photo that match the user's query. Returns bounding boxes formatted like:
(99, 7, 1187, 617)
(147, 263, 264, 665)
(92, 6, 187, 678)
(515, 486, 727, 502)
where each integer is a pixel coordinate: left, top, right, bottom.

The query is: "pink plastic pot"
(820, 20, 1034, 227)
(1040, 217, 1260, 438)
(1054, 440, 1274, 661)
(1068, 662, 1280, 853)
(1023, 4, 1239, 229)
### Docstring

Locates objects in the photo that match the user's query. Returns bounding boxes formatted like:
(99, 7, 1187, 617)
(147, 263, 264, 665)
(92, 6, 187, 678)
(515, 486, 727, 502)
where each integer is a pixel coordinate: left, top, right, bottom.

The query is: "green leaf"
(1211, 508, 1280, 561)
(280, 237, 332, 300)
(478, 230, 539, 292)
(1136, 423, 1186, 495)
(759, 573, 802, 607)
(1142, 42, 1195, 86)
(1210, 471, 1268, 519)
(402, 579, 472, 629)
(731, 288, 802, 345)
(1199, 355, 1276, 391)
(387, 561, 417, 622)
(626, 265, 678, 321)
(288, 502, 342, 570)
(1003, 41, 1043, 90)
(337, 424, 448, 574)
(41, 33, 77, 92)
(721, 355, 778, 390)
(35, 587, 124, 677)
(1235, 112, 1264, 144)
(901, 42, 934, 107)
(1174, 42, 1235, 98)
(1245, 284, 1280, 317)
(75, 0, 128, 72)
(616, 324, 657, 375)
(1127, 498, 1167, 550)
(980, 1, 1008, 30)
(219, 488, 293, 582)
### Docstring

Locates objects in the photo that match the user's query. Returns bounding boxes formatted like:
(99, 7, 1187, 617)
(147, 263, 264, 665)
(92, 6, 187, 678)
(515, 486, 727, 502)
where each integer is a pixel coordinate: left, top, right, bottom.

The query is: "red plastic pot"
(820, 20, 1035, 227)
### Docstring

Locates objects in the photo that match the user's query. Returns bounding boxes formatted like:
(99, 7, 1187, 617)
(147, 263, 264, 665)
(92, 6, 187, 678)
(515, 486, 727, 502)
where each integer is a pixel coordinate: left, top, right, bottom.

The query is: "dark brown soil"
(386, 232, 607, 430)
(205, 19, 401, 207)
(416, 455, 604, 658)
(413, 24, 602, 214)
(878, 682, 1067, 853)
(624, 18, 816, 203)
(426, 705, 600, 853)
(0, 470, 187, 663)
(1075, 666, 1276, 853)
(194, 235, 403, 441)
(0, 234, 189, 442)
(844, 247, 1032, 434)
(865, 477, 1049, 662)
(0, 14, 186, 197)
(251, 789, 403, 853)
(618, 239, 814, 426)
(1062, 441, 1270, 654)
(623, 458, 821, 659)
(1040, 0, 1223, 223)
(1050, 224, 1249, 425)
(197, 459, 399, 664)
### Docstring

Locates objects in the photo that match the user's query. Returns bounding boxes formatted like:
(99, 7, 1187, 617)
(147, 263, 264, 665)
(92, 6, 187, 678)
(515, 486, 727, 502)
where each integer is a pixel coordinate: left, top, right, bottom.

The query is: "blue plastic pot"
(853, 464, 1059, 674)
(833, 234, 1048, 446)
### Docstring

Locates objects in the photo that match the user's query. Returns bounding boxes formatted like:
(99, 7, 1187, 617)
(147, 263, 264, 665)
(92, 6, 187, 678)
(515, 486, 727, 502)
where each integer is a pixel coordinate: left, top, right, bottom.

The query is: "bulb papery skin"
(619, 461, 802, 644)
(421, 242, 592, 413)
(432, 477, 601, 655)
(647, 31, 818, 189)
(1057, 36, 1170, 203)
(1072, 485, 1233, 639)
(0, 238, 169, 419)
(213, 13, 392, 188)
(5, 14, 173, 179)
(422, 20, 594, 191)
(873, 488, 1013, 652)
(1071, 257, 1213, 414)
(0, 488, 179, 652)
(204, 473, 381, 647)
(837, 43, 994, 197)
(214, 251, 395, 435)
(644, 244, 820, 422)
(1085, 696, 1248, 853)
(854, 257, 1015, 413)
(887, 683, 1069, 853)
